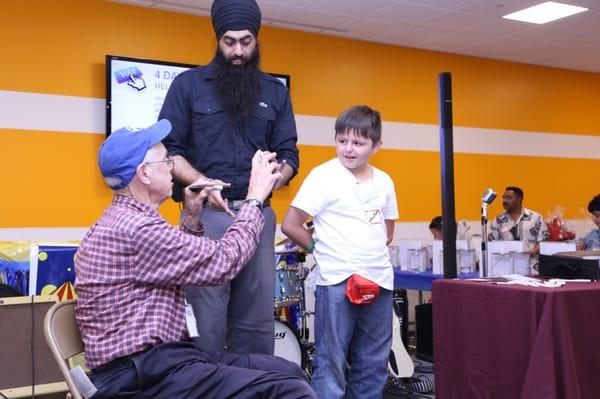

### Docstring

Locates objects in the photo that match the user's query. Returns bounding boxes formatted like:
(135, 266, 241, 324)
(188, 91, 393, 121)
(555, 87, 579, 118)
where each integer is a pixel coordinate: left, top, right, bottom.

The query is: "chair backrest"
(44, 299, 84, 399)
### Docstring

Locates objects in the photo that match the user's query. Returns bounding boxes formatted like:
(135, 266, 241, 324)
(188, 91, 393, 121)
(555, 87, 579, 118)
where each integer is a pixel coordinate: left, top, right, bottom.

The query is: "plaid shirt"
(75, 195, 263, 369)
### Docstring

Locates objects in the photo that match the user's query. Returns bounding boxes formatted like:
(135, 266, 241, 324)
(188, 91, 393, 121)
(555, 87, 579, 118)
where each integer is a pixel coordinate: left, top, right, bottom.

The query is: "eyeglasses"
(145, 156, 174, 169)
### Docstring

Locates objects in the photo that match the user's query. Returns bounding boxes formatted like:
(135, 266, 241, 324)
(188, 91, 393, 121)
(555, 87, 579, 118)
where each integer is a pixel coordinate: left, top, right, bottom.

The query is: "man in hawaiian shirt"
(488, 186, 548, 270)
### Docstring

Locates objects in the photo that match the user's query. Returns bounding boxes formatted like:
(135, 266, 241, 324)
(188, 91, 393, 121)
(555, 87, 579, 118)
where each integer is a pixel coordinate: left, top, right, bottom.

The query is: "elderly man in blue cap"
(159, 0, 299, 356)
(75, 120, 314, 398)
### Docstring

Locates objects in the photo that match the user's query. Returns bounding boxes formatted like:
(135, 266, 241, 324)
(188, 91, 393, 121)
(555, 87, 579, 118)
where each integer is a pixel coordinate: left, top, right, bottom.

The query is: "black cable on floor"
(385, 384, 433, 399)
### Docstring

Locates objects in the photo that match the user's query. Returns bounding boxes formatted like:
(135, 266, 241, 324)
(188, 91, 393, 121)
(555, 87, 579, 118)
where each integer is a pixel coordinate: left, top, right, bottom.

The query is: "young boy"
(282, 105, 398, 398)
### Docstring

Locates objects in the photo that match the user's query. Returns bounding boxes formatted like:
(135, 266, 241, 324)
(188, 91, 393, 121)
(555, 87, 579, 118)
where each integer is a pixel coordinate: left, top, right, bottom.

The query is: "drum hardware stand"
(296, 264, 312, 341)
(296, 255, 317, 376)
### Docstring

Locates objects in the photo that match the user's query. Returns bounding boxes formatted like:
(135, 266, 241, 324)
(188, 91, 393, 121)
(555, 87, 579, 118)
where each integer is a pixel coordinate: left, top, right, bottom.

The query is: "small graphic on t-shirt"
(365, 209, 383, 224)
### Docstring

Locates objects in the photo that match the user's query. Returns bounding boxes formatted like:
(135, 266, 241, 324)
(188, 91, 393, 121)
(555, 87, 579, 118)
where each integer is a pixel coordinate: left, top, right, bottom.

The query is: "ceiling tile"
(309, 0, 397, 17)
(257, 1, 304, 21)
(458, 18, 535, 39)
(268, 21, 323, 33)
(363, 2, 448, 25)
(462, 38, 561, 65)
(372, 25, 446, 46)
(334, 17, 398, 37)
(415, 30, 491, 51)
(465, 37, 529, 53)
(458, 0, 542, 18)
(281, 9, 354, 29)
(402, 0, 485, 11)
(154, 2, 210, 16)
(537, 7, 600, 35)
(533, 54, 600, 73)
(414, 11, 494, 31)
(562, 0, 600, 11)
(327, 31, 374, 42)
(259, 0, 323, 7)
(109, 0, 157, 7)
(568, 40, 600, 52)
(500, 26, 562, 44)
(551, 34, 600, 51)
(158, 0, 212, 8)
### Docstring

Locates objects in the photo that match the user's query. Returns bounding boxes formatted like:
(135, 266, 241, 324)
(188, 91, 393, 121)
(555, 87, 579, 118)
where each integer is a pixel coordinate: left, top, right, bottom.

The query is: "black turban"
(211, 0, 262, 39)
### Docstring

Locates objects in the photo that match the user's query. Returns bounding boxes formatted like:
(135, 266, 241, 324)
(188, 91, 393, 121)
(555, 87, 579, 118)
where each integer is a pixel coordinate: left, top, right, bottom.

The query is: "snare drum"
(274, 318, 306, 368)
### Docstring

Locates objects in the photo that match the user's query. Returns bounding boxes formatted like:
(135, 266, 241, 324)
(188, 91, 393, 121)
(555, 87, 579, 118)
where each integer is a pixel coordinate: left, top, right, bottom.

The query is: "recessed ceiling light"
(503, 1, 588, 24)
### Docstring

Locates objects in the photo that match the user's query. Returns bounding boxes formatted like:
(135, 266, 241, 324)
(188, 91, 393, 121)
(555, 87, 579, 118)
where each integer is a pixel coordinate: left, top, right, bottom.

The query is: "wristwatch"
(243, 198, 263, 210)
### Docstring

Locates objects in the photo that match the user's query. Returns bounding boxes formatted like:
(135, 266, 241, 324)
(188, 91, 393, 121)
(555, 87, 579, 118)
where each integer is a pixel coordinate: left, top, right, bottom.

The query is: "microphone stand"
(481, 203, 489, 277)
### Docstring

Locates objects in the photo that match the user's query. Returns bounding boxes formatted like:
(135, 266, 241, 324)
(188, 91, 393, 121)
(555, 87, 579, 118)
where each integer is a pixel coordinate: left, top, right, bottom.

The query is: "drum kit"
(272, 247, 316, 374)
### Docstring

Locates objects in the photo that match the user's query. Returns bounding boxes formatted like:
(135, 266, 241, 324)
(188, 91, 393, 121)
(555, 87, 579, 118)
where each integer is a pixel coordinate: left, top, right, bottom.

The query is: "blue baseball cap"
(99, 119, 172, 190)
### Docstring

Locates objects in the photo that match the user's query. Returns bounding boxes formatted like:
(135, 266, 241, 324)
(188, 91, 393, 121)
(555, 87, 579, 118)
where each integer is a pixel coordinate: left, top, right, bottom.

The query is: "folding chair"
(43, 299, 84, 399)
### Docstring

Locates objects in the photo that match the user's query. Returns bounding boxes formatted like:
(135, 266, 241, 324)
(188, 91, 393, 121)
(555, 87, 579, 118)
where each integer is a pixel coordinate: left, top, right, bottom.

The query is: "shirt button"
(207, 108, 211, 112)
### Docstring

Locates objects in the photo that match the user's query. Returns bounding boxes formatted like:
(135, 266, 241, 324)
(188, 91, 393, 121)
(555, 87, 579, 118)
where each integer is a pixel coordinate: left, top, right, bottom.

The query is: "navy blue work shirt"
(159, 59, 299, 201)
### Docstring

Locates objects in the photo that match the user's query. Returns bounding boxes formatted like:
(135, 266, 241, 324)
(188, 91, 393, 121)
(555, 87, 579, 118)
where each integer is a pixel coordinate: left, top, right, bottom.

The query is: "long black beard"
(214, 45, 261, 130)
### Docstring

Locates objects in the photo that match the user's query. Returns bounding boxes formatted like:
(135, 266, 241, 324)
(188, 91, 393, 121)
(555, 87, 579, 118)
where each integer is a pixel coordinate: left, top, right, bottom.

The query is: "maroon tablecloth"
(432, 279, 600, 399)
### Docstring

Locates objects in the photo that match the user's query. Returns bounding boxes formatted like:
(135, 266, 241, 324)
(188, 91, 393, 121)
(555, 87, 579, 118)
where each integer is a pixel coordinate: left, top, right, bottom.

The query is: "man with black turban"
(159, 0, 299, 357)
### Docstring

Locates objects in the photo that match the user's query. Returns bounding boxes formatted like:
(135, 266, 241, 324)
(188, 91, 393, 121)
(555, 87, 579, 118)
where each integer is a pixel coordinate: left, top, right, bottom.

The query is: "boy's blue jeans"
(311, 280, 392, 399)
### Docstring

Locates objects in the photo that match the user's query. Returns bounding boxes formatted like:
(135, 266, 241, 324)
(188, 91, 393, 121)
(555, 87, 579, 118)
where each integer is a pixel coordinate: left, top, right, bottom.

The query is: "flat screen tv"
(106, 54, 290, 136)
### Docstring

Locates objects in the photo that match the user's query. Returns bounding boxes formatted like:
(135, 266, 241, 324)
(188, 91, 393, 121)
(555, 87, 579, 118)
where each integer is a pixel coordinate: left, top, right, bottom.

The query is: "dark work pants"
(185, 206, 276, 355)
(90, 341, 315, 398)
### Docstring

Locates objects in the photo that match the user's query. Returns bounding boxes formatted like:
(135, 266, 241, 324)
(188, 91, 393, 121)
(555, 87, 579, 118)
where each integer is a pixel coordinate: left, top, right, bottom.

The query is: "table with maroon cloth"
(432, 279, 600, 399)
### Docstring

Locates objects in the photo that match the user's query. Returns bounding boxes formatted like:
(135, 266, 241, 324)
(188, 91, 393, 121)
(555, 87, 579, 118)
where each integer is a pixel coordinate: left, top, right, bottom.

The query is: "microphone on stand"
(480, 188, 497, 277)
(481, 188, 497, 205)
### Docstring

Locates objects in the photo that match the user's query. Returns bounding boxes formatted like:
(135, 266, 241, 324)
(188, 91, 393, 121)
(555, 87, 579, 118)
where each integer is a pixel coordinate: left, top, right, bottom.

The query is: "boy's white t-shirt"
(291, 158, 399, 290)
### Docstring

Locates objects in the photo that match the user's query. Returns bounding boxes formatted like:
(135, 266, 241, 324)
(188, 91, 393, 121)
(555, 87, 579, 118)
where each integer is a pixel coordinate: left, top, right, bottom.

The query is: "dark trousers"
(185, 206, 276, 355)
(90, 341, 315, 398)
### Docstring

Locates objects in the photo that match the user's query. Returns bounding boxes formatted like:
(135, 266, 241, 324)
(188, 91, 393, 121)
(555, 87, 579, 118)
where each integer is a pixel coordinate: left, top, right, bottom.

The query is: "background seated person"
(576, 194, 600, 251)
(429, 216, 443, 240)
(429, 215, 473, 242)
(75, 120, 315, 399)
(488, 186, 548, 257)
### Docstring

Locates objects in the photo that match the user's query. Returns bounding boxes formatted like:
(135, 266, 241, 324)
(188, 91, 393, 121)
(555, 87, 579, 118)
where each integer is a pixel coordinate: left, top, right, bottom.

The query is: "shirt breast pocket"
(192, 100, 226, 145)
(247, 104, 276, 148)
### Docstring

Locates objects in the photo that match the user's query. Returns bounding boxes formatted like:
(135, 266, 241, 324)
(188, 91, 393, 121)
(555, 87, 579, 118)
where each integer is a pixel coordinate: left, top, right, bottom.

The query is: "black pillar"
(439, 72, 457, 278)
